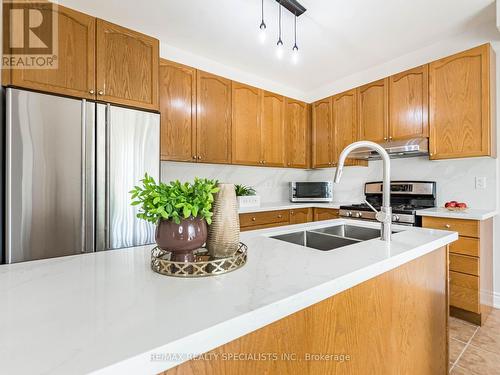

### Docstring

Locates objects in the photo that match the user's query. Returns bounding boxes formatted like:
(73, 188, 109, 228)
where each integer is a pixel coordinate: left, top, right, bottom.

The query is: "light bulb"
(276, 39, 284, 59)
(259, 23, 267, 44)
(292, 44, 299, 64)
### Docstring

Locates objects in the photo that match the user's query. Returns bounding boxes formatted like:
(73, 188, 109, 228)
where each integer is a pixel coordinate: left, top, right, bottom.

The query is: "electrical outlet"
(475, 176, 487, 190)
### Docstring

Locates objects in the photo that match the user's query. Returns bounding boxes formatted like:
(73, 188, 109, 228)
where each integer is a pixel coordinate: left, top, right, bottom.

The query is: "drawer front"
(314, 208, 339, 221)
(449, 253, 479, 276)
(449, 271, 480, 313)
(239, 210, 290, 228)
(449, 237, 480, 257)
(422, 217, 479, 238)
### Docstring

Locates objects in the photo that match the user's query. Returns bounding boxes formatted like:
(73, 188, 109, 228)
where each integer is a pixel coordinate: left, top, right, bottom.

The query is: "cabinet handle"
(98, 90, 104, 96)
(445, 224, 451, 229)
(89, 89, 95, 94)
(252, 217, 256, 221)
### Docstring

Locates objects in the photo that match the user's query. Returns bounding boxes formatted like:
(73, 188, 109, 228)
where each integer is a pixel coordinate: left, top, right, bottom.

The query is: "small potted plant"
(130, 174, 219, 262)
(235, 184, 260, 208)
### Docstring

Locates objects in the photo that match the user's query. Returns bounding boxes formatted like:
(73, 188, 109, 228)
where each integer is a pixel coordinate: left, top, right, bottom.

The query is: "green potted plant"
(235, 184, 260, 208)
(130, 174, 219, 262)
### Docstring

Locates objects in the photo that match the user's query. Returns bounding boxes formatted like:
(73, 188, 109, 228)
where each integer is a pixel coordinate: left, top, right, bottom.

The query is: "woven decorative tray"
(151, 243, 248, 278)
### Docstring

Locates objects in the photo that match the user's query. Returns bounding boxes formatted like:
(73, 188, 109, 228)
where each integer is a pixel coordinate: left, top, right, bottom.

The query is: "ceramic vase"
(207, 183, 240, 258)
(155, 216, 207, 263)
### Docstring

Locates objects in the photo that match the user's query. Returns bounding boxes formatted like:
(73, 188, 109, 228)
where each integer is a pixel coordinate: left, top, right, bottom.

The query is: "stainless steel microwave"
(290, 182, 333, 202)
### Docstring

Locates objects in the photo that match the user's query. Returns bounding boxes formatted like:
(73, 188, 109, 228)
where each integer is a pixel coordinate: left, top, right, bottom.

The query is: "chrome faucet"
(334, 141, 392, 242)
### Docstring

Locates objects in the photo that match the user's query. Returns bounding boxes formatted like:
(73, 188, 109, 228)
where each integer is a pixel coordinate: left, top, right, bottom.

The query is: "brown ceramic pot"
(155, 216, 208, 262)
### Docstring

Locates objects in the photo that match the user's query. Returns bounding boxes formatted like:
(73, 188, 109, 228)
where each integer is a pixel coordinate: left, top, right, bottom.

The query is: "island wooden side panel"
(162, 247, 448, 375)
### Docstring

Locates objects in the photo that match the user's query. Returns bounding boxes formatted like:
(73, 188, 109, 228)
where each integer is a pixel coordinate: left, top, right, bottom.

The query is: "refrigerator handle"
(105, 103, 111, 249)
(81, 100, 87, 253)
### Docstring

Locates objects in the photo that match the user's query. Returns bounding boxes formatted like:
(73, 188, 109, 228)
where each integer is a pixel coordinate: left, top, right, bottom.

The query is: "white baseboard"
(494, 292, 500, 309)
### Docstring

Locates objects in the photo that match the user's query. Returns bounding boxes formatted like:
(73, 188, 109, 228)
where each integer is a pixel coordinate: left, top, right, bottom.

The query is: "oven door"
(290, 182, 333, 202)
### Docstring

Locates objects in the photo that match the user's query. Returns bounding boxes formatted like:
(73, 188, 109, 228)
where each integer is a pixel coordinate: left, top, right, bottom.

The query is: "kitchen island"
(0, 219, 457, 375)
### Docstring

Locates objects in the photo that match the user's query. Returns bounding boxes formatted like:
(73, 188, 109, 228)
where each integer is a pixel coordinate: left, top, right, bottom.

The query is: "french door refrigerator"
(5, 88, 159, 263)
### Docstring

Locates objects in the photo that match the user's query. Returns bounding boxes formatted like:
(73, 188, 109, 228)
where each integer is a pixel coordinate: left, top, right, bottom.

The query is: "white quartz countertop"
(238, 201, 358, 213)
(416, 207, 498, 221)
(0, 219, 457, 375)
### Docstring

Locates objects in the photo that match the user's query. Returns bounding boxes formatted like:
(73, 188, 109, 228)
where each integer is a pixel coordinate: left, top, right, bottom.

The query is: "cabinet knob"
(89, 89, 95, 94)
(198, 155, 202, 160)
(98, 90, 104, 96)
(263, 160, 266, 164)
(290, 211, 294, 215)
(287, 162, 291, 166)
(277, 214, 282, 218)
(445, 224, 451, 229)
(252, 217, 256, 221)
(192, 155, 197, 160)
(384, 137, 388, 141)
(389, 136, 393, 140)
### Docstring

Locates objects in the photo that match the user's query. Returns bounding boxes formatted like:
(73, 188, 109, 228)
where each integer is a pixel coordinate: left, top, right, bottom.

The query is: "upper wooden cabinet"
(429, 44, 496, 159)
(332, 89, 363, 166)
(358, 78, 389, 143)
(231, 82, 262, 166)
(159, 60, 196, 162)
(285, 99, 310, 168)
(261, 91, 286, 167)
(197, 71, 232, 164)
(96, 19, 159, 111)
(389, 65, 429, 141)
(312, 97, 334, 168)
(8, 5, 96, 99)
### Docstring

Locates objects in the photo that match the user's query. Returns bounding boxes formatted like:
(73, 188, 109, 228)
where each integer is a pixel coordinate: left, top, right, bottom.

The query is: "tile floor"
(449, 309, 500, 374)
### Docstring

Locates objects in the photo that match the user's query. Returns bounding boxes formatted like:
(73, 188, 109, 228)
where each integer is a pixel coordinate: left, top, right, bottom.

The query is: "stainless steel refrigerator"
(4, 88, 160, 263)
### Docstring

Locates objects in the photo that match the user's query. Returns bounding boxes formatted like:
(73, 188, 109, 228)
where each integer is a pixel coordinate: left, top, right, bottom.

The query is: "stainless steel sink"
(271, 230, 360, 251)
(270, 224, 401, 251)
(310, 224, 382, 241)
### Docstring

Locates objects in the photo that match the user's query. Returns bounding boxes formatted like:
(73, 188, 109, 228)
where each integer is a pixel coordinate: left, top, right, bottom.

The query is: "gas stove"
(340, 181, 436, 226)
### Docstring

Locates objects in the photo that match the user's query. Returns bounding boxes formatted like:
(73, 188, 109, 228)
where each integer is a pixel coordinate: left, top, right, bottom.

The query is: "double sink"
(271, 224, 396, 251)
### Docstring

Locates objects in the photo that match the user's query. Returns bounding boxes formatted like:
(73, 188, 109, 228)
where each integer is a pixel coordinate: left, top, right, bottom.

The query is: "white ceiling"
(59, 0, 495, 99)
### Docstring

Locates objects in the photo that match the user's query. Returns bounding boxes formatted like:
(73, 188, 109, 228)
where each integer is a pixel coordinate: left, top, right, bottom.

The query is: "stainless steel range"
(339, 181, 436, 226)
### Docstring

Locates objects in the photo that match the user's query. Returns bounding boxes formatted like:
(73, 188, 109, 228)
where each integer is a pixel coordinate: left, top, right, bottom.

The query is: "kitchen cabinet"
(159, 60, 196, 161)
(357, 78, 389, 143)
(422, 216, 493, 325)
(197, 71, 232, 164)
(231, 83, 262, 166)
(313, 208, 339, 221)
(429, 44, 496, 159)
(290, 208, 313, 224)
(285, 99, 310, 168)
(312, 97, 334, 168)
(261, 91, 286, 167)
(389, 65, 429, 140)
(7, 5, 96, 100)
(240, 210, 290, 231)
(96, 19, 159, 111)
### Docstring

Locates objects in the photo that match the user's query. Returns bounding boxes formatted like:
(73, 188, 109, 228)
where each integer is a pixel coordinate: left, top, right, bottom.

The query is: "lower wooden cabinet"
(422, 216, 493, 325)
(289, 208, 313, 224)
(313, 208, 339, 221)
(239, 207, 336, 232)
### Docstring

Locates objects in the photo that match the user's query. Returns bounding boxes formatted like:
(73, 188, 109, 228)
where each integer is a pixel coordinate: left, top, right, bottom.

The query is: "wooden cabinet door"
(10, 5, 96, 99)
(312, 98, 334, 168)
(389, 65, 429, 140)
(159, 60, 196, 162)
(333, 89, 359, 166)
(196, 71, 232, 164)
(231, 82, 262, 166)
(358, 78, 389, 143)
(262, 91, 286, 167)
(313, 208, 339, 221)
(285, 99, 310, 168)
(429, 44, 494, 159)
(96, 19, 159, 111)
(290, 208, 312, 224)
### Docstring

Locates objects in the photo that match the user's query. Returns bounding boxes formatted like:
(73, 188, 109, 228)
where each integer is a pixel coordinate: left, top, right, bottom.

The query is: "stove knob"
(392, 215, 400, 222)
(354, 212, 362, 218)
(346, 211, 352, 217)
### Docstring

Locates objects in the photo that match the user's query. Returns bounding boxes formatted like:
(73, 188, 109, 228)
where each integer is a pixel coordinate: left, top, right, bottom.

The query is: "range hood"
(348, 137, 429, 160)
